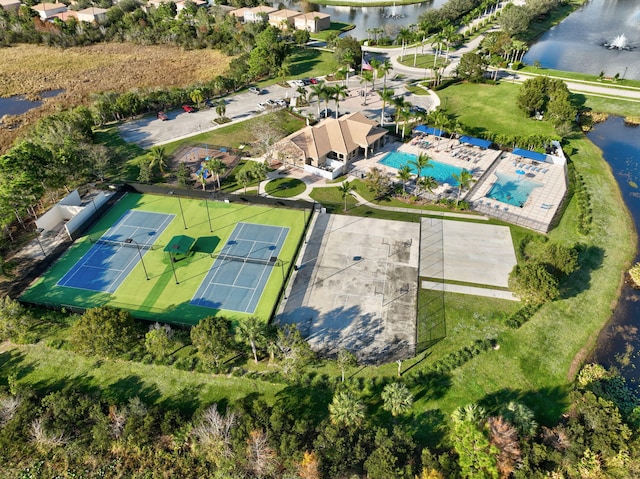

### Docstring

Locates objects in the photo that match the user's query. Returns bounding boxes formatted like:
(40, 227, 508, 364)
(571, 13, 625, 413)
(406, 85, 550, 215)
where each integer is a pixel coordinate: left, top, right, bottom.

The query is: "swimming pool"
(487, 172, 542, 207)
(378, 151, 463, 186)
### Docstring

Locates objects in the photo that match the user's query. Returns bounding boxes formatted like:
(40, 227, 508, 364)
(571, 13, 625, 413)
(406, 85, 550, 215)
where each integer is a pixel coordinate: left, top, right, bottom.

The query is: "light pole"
(169, 253, 179, 284)
(35, 228, 46, 256)
(280, 260, 287, 299)
(125, 238, 149, 280)
(168, 191, 187, 229)
(205, 196, 212, 232)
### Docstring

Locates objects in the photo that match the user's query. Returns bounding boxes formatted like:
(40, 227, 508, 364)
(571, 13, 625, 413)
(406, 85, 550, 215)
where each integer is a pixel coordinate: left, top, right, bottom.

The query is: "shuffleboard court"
(191, 222, 289, 313)
(57, 210, 173, 293)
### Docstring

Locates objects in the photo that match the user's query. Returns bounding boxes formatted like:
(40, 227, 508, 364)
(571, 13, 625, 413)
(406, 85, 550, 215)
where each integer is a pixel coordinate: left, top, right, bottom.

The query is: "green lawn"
(20, 193, 307, 325)
(397, 53, 448, 70)
(265, 178, 307, 198)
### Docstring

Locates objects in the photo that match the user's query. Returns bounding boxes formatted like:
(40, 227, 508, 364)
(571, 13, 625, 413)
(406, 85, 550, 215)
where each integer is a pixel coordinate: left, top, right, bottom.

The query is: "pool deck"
(351, 133, 567, 233)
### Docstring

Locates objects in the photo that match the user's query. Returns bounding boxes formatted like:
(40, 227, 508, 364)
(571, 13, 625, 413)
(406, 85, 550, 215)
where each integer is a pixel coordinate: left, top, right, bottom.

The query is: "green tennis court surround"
(21, 193, 308, 325)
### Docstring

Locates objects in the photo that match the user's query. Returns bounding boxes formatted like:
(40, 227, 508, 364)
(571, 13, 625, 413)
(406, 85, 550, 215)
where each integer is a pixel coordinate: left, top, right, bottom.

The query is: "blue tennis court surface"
(191, 222, 289, 313)
(57, 210, 173, 293)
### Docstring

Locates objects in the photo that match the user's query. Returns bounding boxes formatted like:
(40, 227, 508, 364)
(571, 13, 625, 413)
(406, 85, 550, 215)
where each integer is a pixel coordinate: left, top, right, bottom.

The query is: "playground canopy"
(459, 135, 492, 149)
(163, 235, 196, 257)
(512, 148, 547, 163)
(415, 125, 445, 137)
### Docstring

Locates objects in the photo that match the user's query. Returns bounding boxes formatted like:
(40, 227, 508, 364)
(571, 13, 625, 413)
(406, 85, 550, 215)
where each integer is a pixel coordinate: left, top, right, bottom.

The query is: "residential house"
(228, 7, 249, 22)
(76, 6, 107, 22)
(0, 0, 21, 12)
(52, 9, 78, 20)
(268, 9, 300, 30)
(32, 2, 67, 20)
(275, 112, 387, 179)
(243, 5, 277, 23)
(175, 0, 207, 14)
(293, 11, 330, 33)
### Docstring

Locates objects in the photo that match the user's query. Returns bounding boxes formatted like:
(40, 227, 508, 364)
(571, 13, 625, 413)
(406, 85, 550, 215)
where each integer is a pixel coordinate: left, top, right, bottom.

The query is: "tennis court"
(191, 222, 289, 313)
(57, 210, 173, 293)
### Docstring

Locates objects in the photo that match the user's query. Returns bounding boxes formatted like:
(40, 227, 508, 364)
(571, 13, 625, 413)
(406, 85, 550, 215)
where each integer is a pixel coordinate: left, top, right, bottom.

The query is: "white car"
(256, 102, 266, 111)
(265, 99, 277, 107)
(290, 79, 306, 87)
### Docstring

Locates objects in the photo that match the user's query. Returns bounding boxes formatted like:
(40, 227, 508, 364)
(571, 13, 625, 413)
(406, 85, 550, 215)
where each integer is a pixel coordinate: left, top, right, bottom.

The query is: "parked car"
(249, 86, 263, 95)
(275, 99, 288, 107)
(382, 114, 394, 123)
(265, 99, 277, 107)
(291, 79, 305, 87)
(204, 98, 214, 107)
(410, 105, 427, 115)
(302, 78, 311, 86)
(156, 111, 168, 121)
(319, 108, 333, 119)
(309, 77, 319, 85)
(256, 102, 267, 111)
(182, 105, 195, 113)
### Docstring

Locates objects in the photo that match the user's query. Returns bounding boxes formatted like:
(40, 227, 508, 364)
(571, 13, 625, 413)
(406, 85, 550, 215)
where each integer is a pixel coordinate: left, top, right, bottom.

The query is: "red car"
(157, 111, 168, 121)
(309, 78, 319, 84)
(182, 105, 195, 113)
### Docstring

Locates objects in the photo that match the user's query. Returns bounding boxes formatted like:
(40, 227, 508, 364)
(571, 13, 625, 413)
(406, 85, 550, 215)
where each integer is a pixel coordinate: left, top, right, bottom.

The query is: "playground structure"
(173, 144, 242, 187)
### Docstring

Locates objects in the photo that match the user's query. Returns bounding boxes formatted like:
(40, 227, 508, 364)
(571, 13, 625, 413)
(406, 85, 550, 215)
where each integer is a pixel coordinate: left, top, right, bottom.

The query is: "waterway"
(276, 0, 446, 40)
(0, 90, 64, 118)
(524, 0, 640, 80)
(587, 116, 640, 389)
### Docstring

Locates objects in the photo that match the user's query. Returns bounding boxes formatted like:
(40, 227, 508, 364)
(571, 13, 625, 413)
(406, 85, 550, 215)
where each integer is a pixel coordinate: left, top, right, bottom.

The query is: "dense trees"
(456, 52, 488, 83)
(190, 316, 235, 369)
(71, 306, 138, 358)
(517, 77, 577, 129)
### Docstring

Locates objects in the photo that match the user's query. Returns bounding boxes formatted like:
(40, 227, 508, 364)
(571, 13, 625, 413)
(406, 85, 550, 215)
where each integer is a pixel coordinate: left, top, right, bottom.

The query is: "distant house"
(0, 0, 21, 12)
(228, 7, 249, 22)
(275, 112, 387, 178)
(51, 10, 77, 21)
(268, 9, 300, 30)
(76, 7, 107, 22)
(293, 11, 330, 33)
(32, 2, 68, 20)
(244, 5, 277, 23)
(175, 0, 206, 13)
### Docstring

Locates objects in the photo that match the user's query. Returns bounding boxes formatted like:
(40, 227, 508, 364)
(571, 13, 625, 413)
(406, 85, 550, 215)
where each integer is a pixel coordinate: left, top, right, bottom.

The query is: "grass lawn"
(310, 22, 354, 41)
(265, 178, 307, 198)
(397, 53, 448, 70)
(286, 49, 338, 80)
(21, 193, 306, 325)
(437, 82, 557, 139)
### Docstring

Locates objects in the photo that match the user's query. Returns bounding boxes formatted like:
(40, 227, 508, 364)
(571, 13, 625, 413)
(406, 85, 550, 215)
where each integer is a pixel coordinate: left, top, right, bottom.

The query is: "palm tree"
(452, 169, 474, 207)
(148, 146, 167, 174)
(190, 88, 204, 109)
(309, 82, 326, 117)
(277, 63, 290, 86)
(330, 84, 349, 118)
(206, 157, 226, 190)
(417, 176, 438, 197)
(391, 96, 407, 134)
(196, 168, 207, 191)
(397, 165, 412, 196)
(342, 50, 355, 88)
(380, 58, 393, 87)
(409, 152, 432, 179)
(379, 87, 394, 125)
(237, 170, 253, 194)
(398, 106, 413, 139)
(237, 316, 265, 364)
(328, 390, 365, 428)
(296, 84, 308, 106)
(251, 160, 269, 182)
(338, 181, 354, 211)
(359, 70, 374, 105)
(397, 27, 413, 60)
(381, 382, 414, 417)
(428, 109, 450, 147)
(215, 99, 226, 121)
(369, 58, 381, 91)
(451, 403, 486, 426)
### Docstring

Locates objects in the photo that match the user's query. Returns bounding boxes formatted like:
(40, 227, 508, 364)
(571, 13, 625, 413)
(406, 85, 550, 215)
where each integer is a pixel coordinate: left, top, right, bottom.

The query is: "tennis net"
(214, 253, 278, 266)
(90, 238, 158, 251)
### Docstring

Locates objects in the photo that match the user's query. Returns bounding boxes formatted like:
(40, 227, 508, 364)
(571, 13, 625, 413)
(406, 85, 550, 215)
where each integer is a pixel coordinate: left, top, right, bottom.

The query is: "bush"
(70, 306, 138, 359)
(174, 356, 196, 371)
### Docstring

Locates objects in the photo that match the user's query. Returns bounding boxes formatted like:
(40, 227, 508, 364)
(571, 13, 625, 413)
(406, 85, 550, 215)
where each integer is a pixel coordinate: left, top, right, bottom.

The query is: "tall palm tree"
(369, 58, 381, 91)
(342, 50, 355, 88)
(148, 146, 167, 174)
(196, 168, 207, 191)
(380, 58, 393, 87)
(359, 70, 374, 105)
(215, 99, 226, 120)
(417, 176, 438, 197)
(236, 316, 265, 364)
(391, 96, 407, 134)
(452, 169, 474, 207)
(397, 165, 412, 196)
(338, 181, 354, 211)
(397, 27, 413, 60)
(381, 382, 414, 417)
(337, 349, 356, 383)
(277, 63, 290, 86)
(330, 84, 349, 118)
(399, 106, 413, 139)
(190, 88, 204, 109)
(429, 109, 450, 146)
(328, 390, 365, 428)
(206, 157, 226, 190)
(379, 87, 394, 125)
(409, 152, 432, 179)
(237, 169, 252, 194)
(309, 82, 326, 117)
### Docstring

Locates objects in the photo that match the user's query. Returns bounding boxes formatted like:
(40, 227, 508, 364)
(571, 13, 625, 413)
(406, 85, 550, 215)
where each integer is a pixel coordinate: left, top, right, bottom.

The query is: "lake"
(524, 0, 640, 79)
(0, 90, 64, 118)
(587, 116, 640, 388)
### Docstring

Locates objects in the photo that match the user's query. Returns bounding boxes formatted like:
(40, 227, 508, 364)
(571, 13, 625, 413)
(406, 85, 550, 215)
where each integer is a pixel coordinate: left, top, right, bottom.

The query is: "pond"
(524, 0, 640, 79)
(587, 116, 640, 389)
(0, 89, 65, 118)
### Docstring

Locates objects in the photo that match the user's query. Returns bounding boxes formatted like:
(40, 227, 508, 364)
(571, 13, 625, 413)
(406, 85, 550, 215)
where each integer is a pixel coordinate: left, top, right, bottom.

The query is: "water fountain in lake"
(605, 33, 630, 50)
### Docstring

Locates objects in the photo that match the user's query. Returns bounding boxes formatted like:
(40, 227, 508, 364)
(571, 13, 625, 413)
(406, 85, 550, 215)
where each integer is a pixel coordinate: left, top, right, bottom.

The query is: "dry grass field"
(0, 43, 231, 151)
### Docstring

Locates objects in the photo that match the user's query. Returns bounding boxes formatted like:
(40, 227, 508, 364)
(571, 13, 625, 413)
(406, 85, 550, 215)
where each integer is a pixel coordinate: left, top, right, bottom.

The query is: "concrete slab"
(277, 214, 420, 364)
(421, 280, 520, 301)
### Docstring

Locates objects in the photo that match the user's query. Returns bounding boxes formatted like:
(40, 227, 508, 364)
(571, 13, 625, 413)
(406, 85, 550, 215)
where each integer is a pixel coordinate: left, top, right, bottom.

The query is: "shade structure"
(459, 135, 492, 149)
(163, 235, 196, 257)
(512, 148, 547, 162)
(414, 125, 445, 136)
